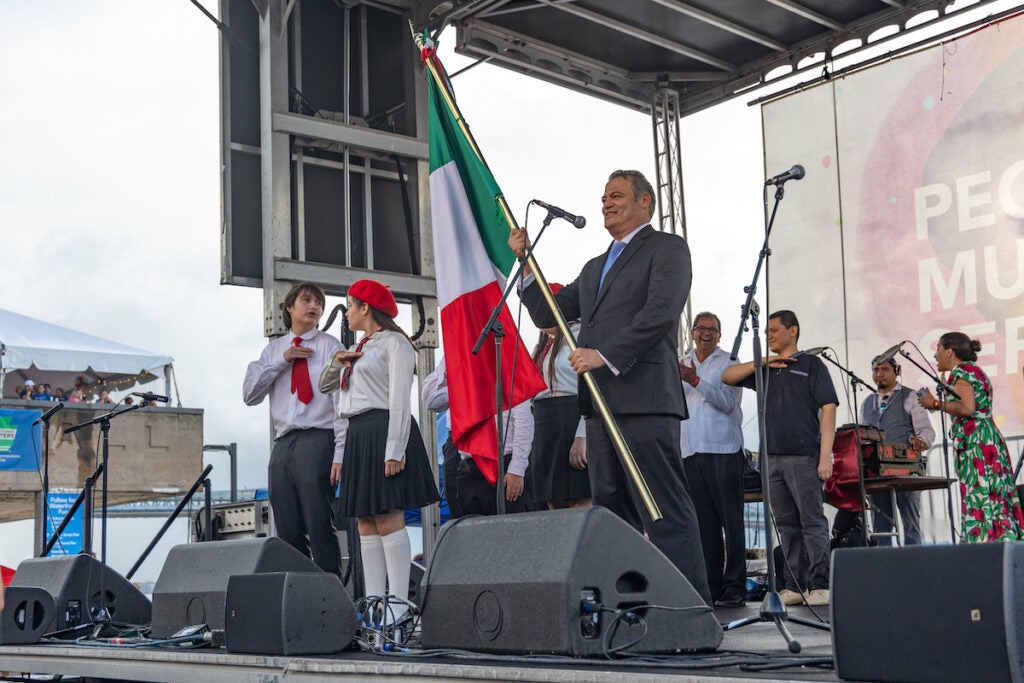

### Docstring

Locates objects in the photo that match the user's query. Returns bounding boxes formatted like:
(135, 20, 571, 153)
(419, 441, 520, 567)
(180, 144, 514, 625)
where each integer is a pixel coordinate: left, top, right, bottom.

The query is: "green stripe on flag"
(428, 74, 515, 275)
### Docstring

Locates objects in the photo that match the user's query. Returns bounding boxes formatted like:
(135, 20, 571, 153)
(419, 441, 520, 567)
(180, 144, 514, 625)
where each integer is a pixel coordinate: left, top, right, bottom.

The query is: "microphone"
(875, 341, 906, 364)
(32, 402, 64, 426)
(532, 199, 586, 229)
(803, 346, 828, 356)
(132, 392, 169, 403)
(765, 164, 805, 186)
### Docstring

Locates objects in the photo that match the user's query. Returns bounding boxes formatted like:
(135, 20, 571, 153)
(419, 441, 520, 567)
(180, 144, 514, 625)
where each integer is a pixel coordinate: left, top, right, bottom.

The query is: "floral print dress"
(949, 363, 1024, 543)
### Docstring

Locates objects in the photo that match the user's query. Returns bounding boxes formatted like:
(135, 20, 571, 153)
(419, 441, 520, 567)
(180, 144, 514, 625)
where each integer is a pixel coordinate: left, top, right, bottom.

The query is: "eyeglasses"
(693, 326, 720, 333)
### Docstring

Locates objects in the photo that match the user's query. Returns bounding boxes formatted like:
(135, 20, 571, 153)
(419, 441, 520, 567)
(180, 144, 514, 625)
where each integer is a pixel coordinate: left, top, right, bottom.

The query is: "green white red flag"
(421, 39, 547, 484)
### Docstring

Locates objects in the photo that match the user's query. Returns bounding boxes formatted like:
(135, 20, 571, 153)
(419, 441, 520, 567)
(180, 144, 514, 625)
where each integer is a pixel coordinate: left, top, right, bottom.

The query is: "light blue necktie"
(599, 241, 626, 288)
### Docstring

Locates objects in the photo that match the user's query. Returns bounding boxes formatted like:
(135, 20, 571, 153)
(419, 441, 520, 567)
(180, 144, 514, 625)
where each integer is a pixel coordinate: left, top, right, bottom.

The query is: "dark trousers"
(269, 428, 341, 575)
(441, 436, 464, 518)
(587, 415, 712, 606)
(684, 450, 747, 602)
(450, 453, 530, 516)
(767, 453, 830, 592)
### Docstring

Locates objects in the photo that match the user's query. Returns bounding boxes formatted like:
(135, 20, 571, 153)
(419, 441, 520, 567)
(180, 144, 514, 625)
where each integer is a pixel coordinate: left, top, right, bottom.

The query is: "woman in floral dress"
(918, 332, 1024, 542)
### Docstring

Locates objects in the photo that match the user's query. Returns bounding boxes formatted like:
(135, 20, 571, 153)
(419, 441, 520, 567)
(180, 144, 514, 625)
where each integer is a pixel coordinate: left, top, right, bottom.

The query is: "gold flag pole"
(414, 28, 663, 521)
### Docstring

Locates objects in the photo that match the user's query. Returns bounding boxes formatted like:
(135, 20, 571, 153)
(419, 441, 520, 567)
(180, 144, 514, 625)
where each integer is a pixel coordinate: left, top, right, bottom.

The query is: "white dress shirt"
(243, 328, 342, 459)
(421, 356, 533, 476)
(422, 355, 451, 413)
(679, 346, 744, 458)
(318, 330, 417, 464)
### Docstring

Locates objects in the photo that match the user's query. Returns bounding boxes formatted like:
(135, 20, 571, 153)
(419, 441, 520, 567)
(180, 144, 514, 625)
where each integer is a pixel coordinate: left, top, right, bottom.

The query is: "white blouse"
(532, 323, 586, 439)
(534, 322, 582, 399)
(319, 330, 416, 465)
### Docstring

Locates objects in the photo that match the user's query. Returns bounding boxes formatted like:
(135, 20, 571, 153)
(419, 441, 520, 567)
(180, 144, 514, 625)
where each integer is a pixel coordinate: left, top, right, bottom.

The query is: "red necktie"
(340, 335, 371, 390)
(290, 336, 314, 404)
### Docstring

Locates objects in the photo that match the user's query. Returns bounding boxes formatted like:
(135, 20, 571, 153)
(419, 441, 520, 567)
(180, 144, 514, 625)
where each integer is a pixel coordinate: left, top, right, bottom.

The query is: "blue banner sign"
(0, 408, 42, 471)
(46, 491, 84, 556)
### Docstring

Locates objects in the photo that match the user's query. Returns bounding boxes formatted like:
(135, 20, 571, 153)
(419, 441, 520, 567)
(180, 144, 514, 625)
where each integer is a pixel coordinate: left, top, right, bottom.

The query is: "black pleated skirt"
(338, 409, 440, 518)
(530, 395, 592, 503)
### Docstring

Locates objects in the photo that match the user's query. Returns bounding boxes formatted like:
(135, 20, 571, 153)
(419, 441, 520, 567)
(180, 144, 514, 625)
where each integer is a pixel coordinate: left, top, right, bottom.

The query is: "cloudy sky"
(2, 1, 1009, 570)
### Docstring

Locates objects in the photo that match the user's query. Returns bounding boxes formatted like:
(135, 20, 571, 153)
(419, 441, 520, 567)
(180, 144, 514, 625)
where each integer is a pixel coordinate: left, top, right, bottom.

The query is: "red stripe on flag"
(440, 282, 547, 484)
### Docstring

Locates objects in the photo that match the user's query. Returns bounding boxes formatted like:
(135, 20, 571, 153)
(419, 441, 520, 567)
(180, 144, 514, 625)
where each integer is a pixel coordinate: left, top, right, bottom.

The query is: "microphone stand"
(63, 402, 146, 638)
(725, 183, 828, 653)
(127, 465, 213, 580)
(34, 402, 64, 557)
(472, 211, 557, 514)
(817, 350, 877, 546)
(897, 349, 959, 543)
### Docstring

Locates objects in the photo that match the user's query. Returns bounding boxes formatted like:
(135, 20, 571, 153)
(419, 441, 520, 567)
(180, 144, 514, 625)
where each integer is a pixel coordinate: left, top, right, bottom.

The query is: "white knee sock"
(360, 534, 386, 598)
(380, 528, 411, 603)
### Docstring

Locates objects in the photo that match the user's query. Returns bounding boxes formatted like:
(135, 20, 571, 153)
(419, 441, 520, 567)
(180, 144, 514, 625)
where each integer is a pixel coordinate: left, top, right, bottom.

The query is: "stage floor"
(0, 605, 843, 683)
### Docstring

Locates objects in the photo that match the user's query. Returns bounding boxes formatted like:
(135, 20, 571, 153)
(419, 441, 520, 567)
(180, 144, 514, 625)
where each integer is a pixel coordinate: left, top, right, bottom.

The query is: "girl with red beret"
(319, 279, 439, 622)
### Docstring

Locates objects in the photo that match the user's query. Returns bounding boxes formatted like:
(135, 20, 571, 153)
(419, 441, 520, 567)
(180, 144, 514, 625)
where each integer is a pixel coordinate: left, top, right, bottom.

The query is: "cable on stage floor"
(362, 596, 831, 673)
(376, 645, 833, 673)
(38, 623, 218, 650)
(353, 594, 422, 652)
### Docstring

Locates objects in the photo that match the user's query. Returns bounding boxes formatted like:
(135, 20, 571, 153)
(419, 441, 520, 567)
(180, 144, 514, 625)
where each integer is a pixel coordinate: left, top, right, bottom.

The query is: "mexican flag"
(423, 44, 547, 484)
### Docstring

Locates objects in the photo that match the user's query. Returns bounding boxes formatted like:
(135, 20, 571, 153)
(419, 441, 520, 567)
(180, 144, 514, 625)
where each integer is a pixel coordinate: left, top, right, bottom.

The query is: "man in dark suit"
(509, 170, 711, 605)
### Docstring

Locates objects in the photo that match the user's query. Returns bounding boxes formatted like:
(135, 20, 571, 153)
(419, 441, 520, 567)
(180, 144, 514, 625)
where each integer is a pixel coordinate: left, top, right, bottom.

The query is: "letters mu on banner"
(762, 12, 1024, 437)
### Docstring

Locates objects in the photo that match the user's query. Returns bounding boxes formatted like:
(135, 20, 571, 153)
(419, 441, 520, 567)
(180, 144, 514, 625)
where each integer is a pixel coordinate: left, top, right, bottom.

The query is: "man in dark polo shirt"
(722, 310, 837, 607)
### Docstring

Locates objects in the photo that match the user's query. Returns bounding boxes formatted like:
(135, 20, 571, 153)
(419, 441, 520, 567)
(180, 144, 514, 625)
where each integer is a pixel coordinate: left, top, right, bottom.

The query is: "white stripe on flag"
(430, 161, 507, 309)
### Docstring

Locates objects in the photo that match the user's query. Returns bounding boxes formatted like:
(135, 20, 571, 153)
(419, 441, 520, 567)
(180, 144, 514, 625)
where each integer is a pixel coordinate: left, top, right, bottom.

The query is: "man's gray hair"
(608, 169, 656, 219)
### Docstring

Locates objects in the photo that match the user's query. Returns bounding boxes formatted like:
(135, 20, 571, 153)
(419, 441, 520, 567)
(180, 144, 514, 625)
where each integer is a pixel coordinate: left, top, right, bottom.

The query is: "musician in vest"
(860, 354, 935, 545)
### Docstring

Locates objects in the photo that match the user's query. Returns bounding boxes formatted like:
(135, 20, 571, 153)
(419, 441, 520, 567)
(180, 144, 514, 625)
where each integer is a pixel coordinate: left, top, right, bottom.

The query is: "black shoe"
(714, 597, 746, 608)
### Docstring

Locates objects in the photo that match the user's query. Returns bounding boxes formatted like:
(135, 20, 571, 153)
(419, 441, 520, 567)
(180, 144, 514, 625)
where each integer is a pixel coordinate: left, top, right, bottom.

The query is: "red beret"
(348, 279, 398, 318)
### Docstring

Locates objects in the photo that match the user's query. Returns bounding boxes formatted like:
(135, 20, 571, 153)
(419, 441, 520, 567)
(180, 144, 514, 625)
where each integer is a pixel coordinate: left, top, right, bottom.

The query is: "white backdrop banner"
(763, 13, 1024, 440)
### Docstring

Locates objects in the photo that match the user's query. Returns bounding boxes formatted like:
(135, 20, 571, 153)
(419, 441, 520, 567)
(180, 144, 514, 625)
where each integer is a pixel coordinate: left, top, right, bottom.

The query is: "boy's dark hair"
(282, 282, 326, 329)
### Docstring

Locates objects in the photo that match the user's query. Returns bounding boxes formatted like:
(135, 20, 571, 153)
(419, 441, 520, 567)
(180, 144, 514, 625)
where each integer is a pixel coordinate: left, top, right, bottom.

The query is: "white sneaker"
(805, 588, 830, 606)
(778, 589, 804, 605)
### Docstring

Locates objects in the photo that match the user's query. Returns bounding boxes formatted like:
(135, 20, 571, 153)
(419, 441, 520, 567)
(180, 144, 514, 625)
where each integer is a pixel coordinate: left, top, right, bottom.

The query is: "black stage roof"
(424, 0, 1017, 115)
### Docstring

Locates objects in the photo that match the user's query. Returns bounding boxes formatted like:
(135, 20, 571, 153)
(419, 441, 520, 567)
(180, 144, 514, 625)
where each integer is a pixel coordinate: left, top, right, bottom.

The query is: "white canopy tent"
(0, 308, 174, 400)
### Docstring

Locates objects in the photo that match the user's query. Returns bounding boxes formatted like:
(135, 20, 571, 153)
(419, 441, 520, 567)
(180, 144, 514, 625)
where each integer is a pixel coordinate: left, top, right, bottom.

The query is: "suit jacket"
(522, 225, 691, 420)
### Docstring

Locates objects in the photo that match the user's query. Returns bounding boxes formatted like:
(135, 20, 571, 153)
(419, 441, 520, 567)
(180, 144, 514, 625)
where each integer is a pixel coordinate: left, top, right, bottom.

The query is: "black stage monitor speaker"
(151, 537, 321, 638)
(832, 544, 1024, 683)
(1, 587, 56, 644)
(420, 507, 722, 655)
(224, 572, 357, 655)
(9, 554, 151, 630)
(408, 560, 425, 608)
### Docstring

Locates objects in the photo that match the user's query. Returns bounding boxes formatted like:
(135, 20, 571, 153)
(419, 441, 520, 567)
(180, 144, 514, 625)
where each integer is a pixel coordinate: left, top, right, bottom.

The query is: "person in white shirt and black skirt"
(319, 279, 439, 616)
(530, 310, 591, 510)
